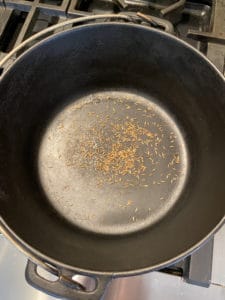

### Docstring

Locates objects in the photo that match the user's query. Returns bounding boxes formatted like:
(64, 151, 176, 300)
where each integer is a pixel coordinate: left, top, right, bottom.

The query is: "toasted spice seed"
(64, 98, 182, 190)
(175, 154, 180, 164)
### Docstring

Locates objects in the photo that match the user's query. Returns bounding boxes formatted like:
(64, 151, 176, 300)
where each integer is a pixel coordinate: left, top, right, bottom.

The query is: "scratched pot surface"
(38, 91, 188, 235)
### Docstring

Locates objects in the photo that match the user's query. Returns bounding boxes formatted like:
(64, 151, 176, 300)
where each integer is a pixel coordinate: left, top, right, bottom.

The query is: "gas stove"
(0, 0, 225, 299)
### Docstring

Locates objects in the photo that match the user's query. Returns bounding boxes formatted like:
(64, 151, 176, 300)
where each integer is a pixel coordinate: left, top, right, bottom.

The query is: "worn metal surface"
(0, 0, 67, 57)
(185, 239, 214, 287)
(187, 0, 225, 44)
(187, 31, 225, 45)
(104, 270, 225, 300)
(211, 225, 225, 286)
(160, 0, 185, 16)
(207, 0, 225, 74)
(0, 0, 211, 59)
(187, 0, 225, 73)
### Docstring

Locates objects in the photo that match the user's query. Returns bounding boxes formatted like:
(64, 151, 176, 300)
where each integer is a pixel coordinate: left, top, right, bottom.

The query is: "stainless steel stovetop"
(0, 0, 225, 299)
(0, 227, 225, 300)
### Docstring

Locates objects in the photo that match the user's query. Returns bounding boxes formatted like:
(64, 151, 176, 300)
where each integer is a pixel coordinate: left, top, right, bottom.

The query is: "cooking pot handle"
(25, 260, 111, 300)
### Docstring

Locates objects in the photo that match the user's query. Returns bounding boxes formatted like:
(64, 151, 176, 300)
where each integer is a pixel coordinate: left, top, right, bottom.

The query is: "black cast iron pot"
(0, 21, 225, 299)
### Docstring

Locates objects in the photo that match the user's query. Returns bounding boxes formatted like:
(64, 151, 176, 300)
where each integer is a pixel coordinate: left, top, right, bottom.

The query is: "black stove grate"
(0, 0, 212, 56)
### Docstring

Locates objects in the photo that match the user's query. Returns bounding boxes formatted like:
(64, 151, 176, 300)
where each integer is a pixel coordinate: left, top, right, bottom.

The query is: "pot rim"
(1, 21, 225, 278)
